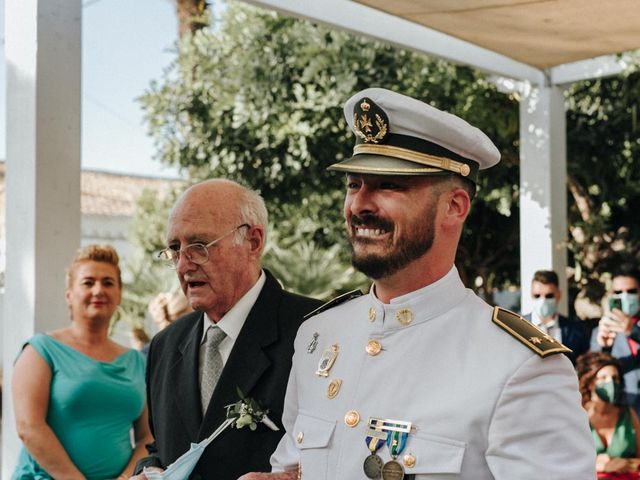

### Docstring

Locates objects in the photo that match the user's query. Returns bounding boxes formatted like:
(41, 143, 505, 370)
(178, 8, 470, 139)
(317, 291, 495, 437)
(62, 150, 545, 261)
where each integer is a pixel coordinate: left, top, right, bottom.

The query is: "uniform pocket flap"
(292, 413, 336, 450)
(404, 432, 466, 474)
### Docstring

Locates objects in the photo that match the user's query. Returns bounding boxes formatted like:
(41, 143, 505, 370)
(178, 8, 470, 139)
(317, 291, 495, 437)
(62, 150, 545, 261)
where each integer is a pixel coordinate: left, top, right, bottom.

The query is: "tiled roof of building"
(0, 163, 186, 218)
(80, 169, 185, 216)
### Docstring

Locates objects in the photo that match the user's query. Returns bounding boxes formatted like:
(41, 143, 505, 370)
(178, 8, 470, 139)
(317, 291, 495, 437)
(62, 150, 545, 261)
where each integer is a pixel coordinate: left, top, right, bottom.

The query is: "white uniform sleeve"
(486, 353, 596, 479)
(270, 350, 300, 472)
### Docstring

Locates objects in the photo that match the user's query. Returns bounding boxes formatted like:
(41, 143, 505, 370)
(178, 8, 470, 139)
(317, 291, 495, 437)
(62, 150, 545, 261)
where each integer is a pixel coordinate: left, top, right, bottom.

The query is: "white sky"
(1, 0, 183, 178)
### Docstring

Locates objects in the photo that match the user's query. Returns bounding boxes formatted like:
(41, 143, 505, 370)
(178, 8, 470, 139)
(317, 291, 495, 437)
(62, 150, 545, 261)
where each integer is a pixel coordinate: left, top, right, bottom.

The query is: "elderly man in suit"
(132, 179, 322, 479)
(523, 269, 591, 365)
(242, 88, 595, 479)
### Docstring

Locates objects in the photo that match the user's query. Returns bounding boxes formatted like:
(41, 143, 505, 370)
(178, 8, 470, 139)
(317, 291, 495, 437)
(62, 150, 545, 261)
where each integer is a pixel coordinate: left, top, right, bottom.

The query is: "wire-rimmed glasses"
(157, 224, 251, 269)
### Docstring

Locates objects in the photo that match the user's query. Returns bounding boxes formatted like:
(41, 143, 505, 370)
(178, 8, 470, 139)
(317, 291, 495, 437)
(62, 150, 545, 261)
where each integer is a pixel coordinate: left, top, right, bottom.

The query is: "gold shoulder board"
(303, 289, 363, 320)
(492, 307, 572, 358)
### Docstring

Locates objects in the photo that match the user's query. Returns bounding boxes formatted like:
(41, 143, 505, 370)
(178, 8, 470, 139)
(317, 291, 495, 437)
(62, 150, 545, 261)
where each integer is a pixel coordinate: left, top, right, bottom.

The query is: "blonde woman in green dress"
(12, 245, 152, 479)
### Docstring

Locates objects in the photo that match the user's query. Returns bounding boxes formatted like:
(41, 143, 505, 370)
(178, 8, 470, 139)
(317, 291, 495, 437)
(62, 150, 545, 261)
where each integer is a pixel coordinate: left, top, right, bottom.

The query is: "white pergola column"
(3, 1, 82, 475)
(519, 84, 568, 315)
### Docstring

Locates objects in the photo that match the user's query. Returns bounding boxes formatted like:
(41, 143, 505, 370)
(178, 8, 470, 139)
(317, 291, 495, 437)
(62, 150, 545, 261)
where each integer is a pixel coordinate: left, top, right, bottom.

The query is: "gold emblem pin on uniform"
(366, 339, 382, 356)
(316, 344, 339, 377)
(368, 307, 376, 322)
(327, 379, 342, 399)
(344, 410, 360, 427)
(403, 453, 416, 468)
(395, 308, 414, 326)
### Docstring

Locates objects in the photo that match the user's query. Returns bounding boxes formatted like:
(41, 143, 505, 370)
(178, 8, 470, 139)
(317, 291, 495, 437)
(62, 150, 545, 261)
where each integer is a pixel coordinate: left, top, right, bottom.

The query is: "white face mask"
(144, 442, 205, 480)
(620, 292, 640, 317)
(144, 418, 237, 480)
(533, 297, 557, 320)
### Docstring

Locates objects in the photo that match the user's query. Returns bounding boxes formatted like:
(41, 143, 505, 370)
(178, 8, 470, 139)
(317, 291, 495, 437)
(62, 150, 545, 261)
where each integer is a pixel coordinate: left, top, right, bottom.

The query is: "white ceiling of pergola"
(354, 0, 640, 69)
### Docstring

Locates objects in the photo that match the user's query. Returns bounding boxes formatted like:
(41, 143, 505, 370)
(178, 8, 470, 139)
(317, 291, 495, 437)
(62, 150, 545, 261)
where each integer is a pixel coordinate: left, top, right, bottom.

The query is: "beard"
(348, 208, 436, 280)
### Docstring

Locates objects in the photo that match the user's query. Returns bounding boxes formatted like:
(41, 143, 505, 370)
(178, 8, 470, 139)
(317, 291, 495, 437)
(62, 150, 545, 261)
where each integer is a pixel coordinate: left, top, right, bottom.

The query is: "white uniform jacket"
(271, 268, 596, 479)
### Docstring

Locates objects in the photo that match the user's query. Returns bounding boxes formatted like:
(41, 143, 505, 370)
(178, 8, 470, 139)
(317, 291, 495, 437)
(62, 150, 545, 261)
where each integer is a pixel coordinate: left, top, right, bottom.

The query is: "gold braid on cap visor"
(353, 144, 472, 177)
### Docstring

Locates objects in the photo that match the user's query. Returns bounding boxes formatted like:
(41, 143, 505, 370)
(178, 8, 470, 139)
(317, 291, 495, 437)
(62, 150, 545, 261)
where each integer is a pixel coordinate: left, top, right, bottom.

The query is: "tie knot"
(205, 325, 226, 347)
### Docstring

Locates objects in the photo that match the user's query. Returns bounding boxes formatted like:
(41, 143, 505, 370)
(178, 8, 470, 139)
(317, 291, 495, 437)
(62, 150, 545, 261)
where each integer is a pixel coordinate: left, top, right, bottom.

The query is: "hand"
(610, 308, 634, 336)
(596, 453, 611, 472)
(128, 467, 164, 480)
(597, 315, 625, 347)
(238, 472, 297, 480)
(603, 456, 633, 473)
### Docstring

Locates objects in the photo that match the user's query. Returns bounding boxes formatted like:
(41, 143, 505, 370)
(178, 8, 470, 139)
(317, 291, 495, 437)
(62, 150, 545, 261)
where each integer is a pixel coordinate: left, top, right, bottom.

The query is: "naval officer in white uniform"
(241, 88, 596, 479)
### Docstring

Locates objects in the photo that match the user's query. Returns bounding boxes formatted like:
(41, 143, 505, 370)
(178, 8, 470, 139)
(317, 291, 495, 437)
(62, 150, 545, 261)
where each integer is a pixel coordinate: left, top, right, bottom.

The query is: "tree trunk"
(175, 0, 209, 37)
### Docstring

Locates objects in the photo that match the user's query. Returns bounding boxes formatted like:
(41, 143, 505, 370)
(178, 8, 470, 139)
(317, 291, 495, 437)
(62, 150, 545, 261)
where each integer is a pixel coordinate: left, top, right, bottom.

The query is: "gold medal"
(381, 460, 404, 480)
(363, 453, 384, 479)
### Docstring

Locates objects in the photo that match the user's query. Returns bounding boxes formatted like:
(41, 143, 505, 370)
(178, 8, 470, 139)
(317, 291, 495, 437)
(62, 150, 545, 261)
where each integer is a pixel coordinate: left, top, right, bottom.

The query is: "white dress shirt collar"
(531, 310, 562, 342)
(200, 270, 266, 344)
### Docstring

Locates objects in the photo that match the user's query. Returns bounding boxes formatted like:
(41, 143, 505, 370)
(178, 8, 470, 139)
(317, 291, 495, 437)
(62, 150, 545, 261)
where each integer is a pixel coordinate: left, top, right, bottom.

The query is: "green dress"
(592, 406, 637, 458)
(12, 334, 146, 480)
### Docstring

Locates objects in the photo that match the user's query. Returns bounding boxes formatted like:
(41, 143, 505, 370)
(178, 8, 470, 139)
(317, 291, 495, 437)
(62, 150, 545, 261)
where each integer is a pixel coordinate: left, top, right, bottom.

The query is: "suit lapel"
(170, 312, 205, 440)
(198, 272, 282, 439)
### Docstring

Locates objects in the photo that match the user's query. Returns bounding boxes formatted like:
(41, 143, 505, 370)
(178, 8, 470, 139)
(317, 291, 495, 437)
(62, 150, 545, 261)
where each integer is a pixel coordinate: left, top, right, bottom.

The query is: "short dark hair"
(432, 175, 477, 201)
(612, 263, 640, 285)
(532, 270, 559, 287)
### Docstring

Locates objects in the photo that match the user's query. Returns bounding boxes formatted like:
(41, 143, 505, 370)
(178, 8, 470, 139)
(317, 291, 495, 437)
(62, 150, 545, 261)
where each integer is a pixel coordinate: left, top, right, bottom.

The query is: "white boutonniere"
(225, 387, 280, 431)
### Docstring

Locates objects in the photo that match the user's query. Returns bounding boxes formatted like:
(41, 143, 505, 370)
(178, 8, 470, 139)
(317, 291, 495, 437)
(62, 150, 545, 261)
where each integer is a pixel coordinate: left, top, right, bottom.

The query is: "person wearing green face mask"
(593, 263, 640, 416)
(523, 270, 592, 365)
(576, 352, 640, 475)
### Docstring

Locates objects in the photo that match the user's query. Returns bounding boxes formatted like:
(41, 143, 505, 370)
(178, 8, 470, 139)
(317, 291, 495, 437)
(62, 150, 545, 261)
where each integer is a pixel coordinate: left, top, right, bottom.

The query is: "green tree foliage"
(114, 187, 185, 331)
(129, 187, 184, 254)
(566, 59, 640, 302)
(138, 1, 520, 297)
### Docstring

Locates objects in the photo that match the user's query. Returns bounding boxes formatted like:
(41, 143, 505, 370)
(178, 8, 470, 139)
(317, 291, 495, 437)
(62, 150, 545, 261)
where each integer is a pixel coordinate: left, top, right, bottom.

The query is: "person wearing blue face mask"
(576, 352, 640, 476)
(523, 270, 591, 365)
(593, 263, 640, 415)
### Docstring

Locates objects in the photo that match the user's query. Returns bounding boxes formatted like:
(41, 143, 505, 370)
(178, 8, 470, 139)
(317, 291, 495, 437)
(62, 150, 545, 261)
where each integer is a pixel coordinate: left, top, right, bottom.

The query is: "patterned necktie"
(200, 325, 227, 415)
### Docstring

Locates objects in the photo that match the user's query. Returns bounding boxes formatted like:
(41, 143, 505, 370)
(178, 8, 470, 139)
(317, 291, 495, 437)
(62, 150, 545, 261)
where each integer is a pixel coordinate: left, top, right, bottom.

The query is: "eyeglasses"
(532, 293, 555, 299)
(157, 224, 250, 269)
(613, 288, 638, 295)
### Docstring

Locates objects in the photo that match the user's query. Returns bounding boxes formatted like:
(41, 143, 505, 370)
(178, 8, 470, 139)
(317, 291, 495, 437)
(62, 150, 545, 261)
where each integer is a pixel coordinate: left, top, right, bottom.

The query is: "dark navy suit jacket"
(523, 313, 591, 365)
(135, 271, 322, 479)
